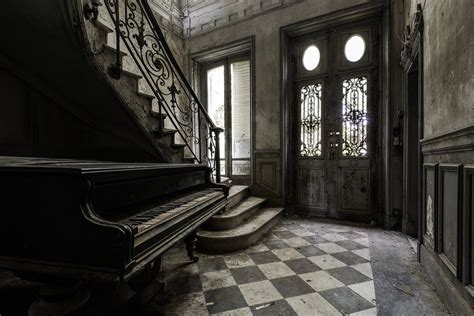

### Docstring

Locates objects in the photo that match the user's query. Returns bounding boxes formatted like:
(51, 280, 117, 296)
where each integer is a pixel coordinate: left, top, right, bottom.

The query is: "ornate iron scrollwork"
(341, 77, 368, 157)
(103, 0, 221, 180)
(300, 84, 323, 157)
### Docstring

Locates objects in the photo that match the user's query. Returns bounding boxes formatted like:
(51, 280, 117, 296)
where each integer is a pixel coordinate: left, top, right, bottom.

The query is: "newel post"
(210, 127, 223, 183)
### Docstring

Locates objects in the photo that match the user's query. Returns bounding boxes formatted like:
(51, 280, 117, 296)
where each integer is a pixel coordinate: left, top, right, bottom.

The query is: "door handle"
(329, 143, 339, 148)
(329, 131, 341, 136)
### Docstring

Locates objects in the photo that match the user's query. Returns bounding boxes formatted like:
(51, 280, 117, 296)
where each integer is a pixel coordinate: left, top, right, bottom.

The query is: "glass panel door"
(206, 65, 226, 175)
(203, 56, 252, 179)
(292, 24, 378, 220)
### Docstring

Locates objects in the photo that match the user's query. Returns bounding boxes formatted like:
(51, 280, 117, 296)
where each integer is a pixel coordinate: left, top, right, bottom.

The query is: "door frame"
(191, 37, 255, 184)
(280, 3, 384, 217)
(400, 6, 424, 244)
(200, 54, 251, 179)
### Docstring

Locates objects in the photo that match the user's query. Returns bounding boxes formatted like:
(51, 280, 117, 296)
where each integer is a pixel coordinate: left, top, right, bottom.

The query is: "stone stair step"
(95, 18, 114, 33)
(227, 185, 249, 209)
(171, 143, 186, 150)
(103, 44, 128, 57)
(206, 196, 267, 230)
(121, 69, 142, 80)
(197, 207, 284, 254)
(151, 127, 176, 136)
(150, 111, 168, 120)
(137, 91, 155, 101)
(89, 12, 195, 165)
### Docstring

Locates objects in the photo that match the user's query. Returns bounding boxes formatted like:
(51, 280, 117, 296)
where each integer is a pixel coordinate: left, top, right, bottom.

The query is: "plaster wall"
(405, 0, 473, 139)
(181, 0, 304, 37)
(403, 1, 474, 313)
(185, 0, 371, 151)
(149, 0, 186, 68)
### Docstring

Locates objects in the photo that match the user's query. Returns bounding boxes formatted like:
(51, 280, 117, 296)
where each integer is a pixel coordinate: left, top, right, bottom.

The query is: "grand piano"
(0, 157, 228, 284)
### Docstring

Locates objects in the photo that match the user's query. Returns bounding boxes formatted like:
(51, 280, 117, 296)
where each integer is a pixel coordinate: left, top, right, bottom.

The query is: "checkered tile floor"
(160, 218, 376, 315)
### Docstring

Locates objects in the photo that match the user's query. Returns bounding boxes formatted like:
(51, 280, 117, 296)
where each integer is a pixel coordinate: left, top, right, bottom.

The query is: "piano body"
(0, 157, 228, 283)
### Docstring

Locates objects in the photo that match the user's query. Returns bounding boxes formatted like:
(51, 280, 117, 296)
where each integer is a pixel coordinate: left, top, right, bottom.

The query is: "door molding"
(280, 2, 384, 214)
(400, 3, 424, 244)
(190, 36, 255, 183)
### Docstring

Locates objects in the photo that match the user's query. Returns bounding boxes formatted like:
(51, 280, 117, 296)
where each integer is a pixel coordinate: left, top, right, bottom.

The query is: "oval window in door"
(344, 35, 366, 62)
(302, 45, 321, 71)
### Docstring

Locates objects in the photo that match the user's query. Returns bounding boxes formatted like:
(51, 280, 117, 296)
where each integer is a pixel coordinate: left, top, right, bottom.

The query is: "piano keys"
(0, 157, 228, 283)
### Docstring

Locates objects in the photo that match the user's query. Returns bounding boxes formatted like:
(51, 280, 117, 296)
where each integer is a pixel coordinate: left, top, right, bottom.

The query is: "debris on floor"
(394, 284, 415, 297)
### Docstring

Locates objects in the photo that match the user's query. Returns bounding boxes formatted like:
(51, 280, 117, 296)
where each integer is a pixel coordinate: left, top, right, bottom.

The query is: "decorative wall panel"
(463, 166, 474, 295)
(255, 151, 281, 198)
(420, 126, 474, 308)
(438, 164, 462, 277)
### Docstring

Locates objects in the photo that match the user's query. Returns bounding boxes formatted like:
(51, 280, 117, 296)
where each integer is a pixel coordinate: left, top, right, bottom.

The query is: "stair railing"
(101, 0, 222, 182)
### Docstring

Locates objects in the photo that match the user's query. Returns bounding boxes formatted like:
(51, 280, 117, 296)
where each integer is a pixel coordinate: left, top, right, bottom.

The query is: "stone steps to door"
(205, 196, 267, 230)
(197, 185, 284, 253)
(227, 185, 249, 209)
(197, 207, 284, 253)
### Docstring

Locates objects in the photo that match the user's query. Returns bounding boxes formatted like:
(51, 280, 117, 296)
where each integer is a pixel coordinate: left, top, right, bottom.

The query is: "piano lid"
(0, 156, 205, 176)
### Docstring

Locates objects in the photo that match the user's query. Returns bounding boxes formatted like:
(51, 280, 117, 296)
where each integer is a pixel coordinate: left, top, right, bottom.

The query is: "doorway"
(201, 55, 252, 182)
(403, 56, 421, 237)
(289, 21, 380, 221)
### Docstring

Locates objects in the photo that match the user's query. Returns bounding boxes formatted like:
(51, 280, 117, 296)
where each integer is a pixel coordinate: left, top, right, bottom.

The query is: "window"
(204, 56, 251, 178)
(344, 35, 366, 62)
(300, 84, 323, 157)
(341, 76, 368, 156)
(302, 45, 321, 71)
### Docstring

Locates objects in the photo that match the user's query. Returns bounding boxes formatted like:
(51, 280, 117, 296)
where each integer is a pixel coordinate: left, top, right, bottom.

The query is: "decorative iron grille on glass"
(341, 76, 368, 157)
(300, 84, 323, 157)
(102, 0, 223, 181)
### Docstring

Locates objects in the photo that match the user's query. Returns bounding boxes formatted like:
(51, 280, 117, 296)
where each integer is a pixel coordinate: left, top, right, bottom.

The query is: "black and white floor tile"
(160, 218, 377, 315)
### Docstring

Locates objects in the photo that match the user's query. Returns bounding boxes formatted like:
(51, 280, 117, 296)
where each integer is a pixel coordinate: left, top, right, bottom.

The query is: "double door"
(292, 22, 379, 220)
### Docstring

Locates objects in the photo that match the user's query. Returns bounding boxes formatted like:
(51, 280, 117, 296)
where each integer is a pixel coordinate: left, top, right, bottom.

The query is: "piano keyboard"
(123, 188, 223, 236)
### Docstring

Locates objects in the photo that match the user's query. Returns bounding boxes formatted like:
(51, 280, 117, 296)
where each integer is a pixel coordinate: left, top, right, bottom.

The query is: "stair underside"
(197, 207, 284, 254)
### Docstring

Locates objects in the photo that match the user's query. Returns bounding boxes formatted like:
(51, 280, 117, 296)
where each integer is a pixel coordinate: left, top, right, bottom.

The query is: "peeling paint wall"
(149, 0, 186, 68)
(405, 0, 473, 138)
(181, 0, 304, 37)
(403, 1, 474, 314)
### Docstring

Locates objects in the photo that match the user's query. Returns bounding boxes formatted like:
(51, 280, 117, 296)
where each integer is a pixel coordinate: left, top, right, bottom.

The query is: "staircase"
(197, 185, 284, 253)
(81, 0, 285, 250)
(82, 4, 193, 163)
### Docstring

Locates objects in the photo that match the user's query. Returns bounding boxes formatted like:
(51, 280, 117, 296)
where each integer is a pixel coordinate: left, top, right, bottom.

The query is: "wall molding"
(254, 150, 281, 200)
(182, 0, 304, 37)
(421, 125, 474, 155)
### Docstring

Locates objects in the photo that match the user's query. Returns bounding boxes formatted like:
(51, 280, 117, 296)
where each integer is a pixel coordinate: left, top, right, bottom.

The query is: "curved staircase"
(197, 185, 284, 253)
(82, 1, 285, 252)
(81, 0, 195, 163)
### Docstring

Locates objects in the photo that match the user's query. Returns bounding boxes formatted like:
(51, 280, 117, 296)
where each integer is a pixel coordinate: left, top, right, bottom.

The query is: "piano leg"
(185, 231, 199, 263)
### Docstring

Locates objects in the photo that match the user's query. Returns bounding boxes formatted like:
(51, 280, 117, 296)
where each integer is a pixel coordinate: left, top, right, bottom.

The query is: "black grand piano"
(0, 157, 228, 284)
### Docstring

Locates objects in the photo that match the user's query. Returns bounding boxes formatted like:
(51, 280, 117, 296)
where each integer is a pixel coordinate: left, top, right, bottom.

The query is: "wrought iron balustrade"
(97, 0, 223, 182)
